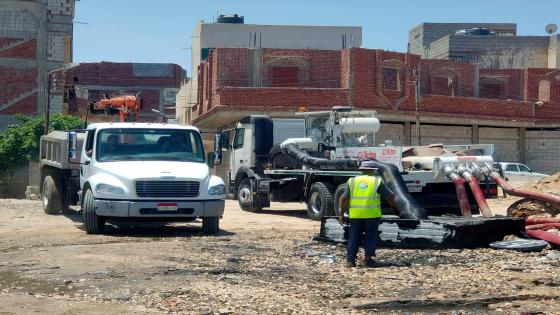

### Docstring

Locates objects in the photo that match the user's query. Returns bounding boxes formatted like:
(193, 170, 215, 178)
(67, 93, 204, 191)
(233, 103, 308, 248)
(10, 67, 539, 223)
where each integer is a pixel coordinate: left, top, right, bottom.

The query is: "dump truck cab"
(40, 123, 226, 234)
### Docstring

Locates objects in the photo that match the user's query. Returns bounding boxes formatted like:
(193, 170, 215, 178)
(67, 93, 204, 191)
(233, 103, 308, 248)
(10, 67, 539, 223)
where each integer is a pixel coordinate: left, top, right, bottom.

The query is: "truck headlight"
(96, 183, 124, 195)
(208, 184, 225, 195)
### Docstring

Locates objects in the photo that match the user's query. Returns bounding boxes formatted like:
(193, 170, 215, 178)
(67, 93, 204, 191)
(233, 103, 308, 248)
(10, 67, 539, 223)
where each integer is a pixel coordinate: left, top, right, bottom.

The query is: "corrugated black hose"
(280, 143, 427, 219)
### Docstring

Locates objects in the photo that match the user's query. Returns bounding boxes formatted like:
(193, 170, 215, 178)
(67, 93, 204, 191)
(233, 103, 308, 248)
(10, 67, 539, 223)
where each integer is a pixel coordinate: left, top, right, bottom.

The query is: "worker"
(339, 160, 391, 268)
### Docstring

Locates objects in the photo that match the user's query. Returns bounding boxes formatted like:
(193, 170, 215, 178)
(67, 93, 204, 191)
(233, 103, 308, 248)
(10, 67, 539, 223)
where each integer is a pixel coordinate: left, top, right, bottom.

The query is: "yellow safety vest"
(348, 175, 382, 219)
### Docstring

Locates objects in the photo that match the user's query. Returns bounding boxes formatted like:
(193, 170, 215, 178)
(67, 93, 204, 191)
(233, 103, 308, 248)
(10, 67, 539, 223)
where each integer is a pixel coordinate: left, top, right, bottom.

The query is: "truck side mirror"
(207, 152, 216, 169)
(68, 131, 77, 160)
(221, 130, 230, 151)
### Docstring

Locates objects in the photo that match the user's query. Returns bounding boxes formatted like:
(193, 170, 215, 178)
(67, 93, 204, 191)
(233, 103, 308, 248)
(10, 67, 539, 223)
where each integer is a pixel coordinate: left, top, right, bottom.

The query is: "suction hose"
(457, 166, 493, 218)
(480, 163, 560, 207)
(279, 142, 428, 219)
(443, 165, 472, 217)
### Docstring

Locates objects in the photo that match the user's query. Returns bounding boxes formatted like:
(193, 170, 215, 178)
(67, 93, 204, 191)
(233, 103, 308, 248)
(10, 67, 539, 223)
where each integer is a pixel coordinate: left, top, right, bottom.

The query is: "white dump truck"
(212, 107, 498, 220)
(40, 123, 226, 234)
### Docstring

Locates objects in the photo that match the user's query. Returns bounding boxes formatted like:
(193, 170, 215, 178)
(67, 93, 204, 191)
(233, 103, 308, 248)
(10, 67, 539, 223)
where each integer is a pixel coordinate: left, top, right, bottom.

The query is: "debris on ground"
(507, 172, 560, 218)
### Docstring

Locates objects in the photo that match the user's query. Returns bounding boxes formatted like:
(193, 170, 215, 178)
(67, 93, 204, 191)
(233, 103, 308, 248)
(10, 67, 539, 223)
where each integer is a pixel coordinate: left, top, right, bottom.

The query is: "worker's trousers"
(347, 218, 381, 262)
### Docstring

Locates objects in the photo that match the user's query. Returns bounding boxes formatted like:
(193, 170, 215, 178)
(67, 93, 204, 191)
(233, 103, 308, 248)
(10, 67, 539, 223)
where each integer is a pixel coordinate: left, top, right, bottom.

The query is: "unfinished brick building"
(190, 47, 560, 174)
(0, 0, 75, 129)
(49, 62, 185, 122)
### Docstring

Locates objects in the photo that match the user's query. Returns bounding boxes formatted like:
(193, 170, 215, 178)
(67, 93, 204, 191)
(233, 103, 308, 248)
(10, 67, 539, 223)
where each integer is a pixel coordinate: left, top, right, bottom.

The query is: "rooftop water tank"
(455, 27, 495, 36)
(217, 14, 244, 24)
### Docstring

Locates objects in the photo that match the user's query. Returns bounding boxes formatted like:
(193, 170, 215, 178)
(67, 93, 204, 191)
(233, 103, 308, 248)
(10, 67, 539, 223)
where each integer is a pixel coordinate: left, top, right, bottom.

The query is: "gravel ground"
(0, 198, 559, 314)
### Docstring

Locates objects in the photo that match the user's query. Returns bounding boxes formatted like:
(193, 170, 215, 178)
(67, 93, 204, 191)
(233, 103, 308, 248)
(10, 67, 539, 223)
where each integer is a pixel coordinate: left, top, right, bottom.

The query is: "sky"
(73, 0, 560, 76)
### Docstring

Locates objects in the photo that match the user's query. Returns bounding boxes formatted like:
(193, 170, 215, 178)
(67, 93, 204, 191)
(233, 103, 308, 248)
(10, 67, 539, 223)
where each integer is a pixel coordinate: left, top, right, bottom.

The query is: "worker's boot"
(345, 260, 356, 268)
(363, 259, 376, 268)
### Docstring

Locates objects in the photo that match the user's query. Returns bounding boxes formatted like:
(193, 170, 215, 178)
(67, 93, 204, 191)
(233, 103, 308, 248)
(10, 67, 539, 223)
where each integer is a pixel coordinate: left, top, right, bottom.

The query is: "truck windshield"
(96, 128, 205, 163)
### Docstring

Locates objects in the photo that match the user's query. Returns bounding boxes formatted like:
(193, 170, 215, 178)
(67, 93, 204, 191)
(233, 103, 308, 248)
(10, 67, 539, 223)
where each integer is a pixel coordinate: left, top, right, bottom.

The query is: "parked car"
(498, 162, 549, 187)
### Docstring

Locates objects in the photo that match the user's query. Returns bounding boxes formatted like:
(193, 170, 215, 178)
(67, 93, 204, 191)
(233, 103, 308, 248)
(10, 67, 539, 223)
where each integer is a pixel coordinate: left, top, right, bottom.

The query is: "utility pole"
(413, 66, 421, 145)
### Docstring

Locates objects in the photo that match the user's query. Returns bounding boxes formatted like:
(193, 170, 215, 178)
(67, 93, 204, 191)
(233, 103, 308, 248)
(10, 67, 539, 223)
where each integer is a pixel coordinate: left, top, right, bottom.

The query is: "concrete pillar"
(248, 49, 262, 87)
(472, 124, 479, 144)
(404, 121, 411, 146)
(519, 127, 526, 163)
(473, 64, 480, 98)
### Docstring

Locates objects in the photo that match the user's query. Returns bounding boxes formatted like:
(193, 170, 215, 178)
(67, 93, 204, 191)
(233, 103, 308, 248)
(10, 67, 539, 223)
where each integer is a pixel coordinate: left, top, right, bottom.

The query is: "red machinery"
(89, 94, 142, 122)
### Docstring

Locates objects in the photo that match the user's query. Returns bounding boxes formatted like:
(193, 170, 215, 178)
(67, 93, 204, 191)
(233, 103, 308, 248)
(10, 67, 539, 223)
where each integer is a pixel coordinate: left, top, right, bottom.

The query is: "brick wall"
(0, 66, 37, 105)
(216, 87, 348, 108)
(193, 46, 560, 129)
(0, 39, 37, 59)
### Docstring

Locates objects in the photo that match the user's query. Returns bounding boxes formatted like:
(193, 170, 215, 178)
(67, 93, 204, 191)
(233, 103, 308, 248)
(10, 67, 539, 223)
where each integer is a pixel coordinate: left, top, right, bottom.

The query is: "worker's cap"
(359, 160, 377, 170)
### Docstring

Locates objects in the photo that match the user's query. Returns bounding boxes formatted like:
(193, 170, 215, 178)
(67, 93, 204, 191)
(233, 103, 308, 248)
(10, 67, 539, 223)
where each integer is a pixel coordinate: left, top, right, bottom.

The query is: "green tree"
(0, 114, 83, 174)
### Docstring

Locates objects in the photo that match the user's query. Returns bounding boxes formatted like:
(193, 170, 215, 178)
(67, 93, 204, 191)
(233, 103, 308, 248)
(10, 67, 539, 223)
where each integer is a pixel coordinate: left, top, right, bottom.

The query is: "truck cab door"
(80, 129, 95, 189)
(230, 126, 253, 179)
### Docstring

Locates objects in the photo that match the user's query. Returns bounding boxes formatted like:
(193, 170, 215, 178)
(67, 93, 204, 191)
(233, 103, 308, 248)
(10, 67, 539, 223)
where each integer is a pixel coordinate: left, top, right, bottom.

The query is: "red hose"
(489, 172, 560, 207)
(525, 223, 560, 230)
(526, 229, 560, 246)
(525, 217, 560, 225)
(467, 177, 493, 217)
(450, 177, 472, 217)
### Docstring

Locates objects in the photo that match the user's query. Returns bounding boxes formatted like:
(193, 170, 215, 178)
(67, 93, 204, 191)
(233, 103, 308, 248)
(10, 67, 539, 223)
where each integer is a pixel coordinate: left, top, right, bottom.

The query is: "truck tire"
(42, 174, 62, 215)
(202, 216, 220, 235)
(333, 183, 348, 217)
(82, 189, 105, 234)
(237, 178, 262, 212)
(307, 182, 334, 221)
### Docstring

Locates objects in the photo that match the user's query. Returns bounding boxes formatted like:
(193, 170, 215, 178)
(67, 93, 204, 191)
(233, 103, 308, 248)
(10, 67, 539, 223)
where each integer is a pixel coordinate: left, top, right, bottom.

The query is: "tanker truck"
(211, 107, 498, 220)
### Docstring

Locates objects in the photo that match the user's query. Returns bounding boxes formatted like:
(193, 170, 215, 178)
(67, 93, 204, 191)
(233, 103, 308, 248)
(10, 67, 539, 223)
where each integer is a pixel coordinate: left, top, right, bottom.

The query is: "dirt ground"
(1, 197, 560, 314)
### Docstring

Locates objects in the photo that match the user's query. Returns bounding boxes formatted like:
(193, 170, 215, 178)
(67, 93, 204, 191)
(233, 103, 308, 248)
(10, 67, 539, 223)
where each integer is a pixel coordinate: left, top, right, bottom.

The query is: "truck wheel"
(307, 182, 334, 221)
(42, 174, 62, 215)
(82, 189, 105, 234)
(237, 178, 262, 212)
(202, 216, 220, 235)
(333, 184, 348, 217)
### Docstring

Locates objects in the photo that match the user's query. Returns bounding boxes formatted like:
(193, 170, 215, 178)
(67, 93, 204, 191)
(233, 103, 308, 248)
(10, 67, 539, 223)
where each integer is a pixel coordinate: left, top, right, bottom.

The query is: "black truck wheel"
(202, 216, 220, 235)
(333, 183, 348, 217)
(42, 174, 62, 215)
(82, 189, 105, 234)
(307, 182, 334, 220)
(237, 178, 262, 212)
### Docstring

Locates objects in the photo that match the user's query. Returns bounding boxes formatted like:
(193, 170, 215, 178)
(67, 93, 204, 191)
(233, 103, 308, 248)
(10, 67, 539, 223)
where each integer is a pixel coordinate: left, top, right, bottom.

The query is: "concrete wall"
(526, 130, 560, 174)
(375, 123, 405, 145)
(410, 124, 472, 146)
(409, 23, 517, 58)
(479, 127, 519, 161)
(429, 35, 550, 69)
(548, 35, 560, 69)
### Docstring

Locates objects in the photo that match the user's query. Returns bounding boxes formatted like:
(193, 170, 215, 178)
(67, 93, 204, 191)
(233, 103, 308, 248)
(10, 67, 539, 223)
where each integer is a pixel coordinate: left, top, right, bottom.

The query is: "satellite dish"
(545, 23, 558, 34)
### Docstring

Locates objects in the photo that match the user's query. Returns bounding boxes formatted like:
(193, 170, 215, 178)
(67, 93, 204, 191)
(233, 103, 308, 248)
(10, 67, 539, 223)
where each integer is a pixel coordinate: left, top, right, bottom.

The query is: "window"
(233, 128, 245, 149)
(95, 128, 205, 163)
(272, 67, 299, 87)
(383, 68, 399, 90)
(480, 83, 503, 99)
(505, 164, 519, 172)
(518, 164, 531, 172)
(539, 80, 551, 102)
(85, 129, 95, 152)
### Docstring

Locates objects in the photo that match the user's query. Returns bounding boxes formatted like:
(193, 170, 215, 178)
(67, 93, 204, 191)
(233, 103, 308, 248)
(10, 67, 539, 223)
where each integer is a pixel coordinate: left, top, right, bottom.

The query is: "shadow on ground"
(61, 210, 235, 237)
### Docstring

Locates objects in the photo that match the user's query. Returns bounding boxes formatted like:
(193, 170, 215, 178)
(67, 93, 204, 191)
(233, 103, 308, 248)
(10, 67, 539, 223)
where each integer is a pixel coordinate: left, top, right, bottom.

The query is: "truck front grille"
(135, 181, 200, 198)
